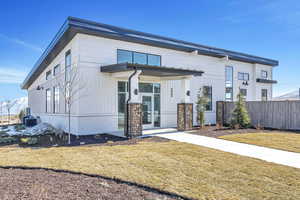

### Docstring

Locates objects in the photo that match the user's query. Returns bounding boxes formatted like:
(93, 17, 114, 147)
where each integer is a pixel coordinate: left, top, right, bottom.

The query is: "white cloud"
(0, 67, 29, 84)
(0, 33, 43, 52)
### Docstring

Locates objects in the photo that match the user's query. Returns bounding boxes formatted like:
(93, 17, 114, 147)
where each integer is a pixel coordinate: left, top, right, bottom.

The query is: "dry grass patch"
(0, 139, 300, 199)
(220, 132, 300, 153)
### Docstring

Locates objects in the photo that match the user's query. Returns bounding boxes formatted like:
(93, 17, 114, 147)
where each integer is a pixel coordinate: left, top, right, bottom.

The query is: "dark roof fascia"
(68, 17, 279, 66)
(101, 63, 204, 77)
(22, 17, 279, 89)
(256, 78, 278, 84)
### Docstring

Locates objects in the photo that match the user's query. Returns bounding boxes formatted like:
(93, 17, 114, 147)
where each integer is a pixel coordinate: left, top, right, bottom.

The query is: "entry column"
(125, 70, 143, 138)
(177, 77, 193, 131)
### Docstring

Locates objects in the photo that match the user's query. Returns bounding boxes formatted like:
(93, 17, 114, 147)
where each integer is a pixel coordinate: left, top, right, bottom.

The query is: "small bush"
(20, 137, 38, 145)
(231, 92, 251, 128)
(0, 136, 17, 144)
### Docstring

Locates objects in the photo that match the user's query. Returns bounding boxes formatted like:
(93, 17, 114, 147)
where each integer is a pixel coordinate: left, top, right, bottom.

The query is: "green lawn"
(0, 139, 300, 199)
(220, 132, 300, 153)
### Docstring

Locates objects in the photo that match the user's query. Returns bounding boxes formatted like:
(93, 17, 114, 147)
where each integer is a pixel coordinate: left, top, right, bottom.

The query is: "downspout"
(126, 67, 138, 137)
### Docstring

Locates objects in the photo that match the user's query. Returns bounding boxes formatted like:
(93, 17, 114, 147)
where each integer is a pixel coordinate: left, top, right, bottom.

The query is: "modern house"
(22, 17, 279, 137)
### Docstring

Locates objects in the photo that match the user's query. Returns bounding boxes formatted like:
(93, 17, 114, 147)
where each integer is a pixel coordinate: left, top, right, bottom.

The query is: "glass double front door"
(118, 81, 160, 130)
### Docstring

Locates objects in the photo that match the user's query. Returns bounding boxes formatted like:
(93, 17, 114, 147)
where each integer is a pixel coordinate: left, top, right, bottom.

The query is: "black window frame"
(238, 72, 249, 81)
(117, 49, 161, 66)
(261, 70, 268, 79)
(261, 89, 268, 101)
(65, 50, 71, 81)
(46, 88, 51, 113)
(203, 86, 213, 111)
(225, 66, 233, 101)
(240, 88, 247, 98)
(46, 70, 52, 80)
(53, 64, 60, 76)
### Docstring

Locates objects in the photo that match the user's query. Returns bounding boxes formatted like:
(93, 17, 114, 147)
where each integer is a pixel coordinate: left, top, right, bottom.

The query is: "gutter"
(125, 67, 138, 137)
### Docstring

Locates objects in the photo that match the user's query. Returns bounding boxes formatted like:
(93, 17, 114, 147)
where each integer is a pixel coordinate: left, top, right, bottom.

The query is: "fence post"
(216, 101, 225, 127)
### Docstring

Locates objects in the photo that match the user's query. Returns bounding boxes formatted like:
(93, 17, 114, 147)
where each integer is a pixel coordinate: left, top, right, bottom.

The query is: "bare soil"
(0, 167, 186, 200)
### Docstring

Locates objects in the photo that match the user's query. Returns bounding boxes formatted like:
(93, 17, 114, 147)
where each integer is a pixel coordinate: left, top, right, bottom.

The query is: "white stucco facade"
(27, 32, 275, 136)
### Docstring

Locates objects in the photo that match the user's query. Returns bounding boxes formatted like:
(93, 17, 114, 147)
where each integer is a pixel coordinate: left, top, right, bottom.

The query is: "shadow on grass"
(0, 165, 194, 200)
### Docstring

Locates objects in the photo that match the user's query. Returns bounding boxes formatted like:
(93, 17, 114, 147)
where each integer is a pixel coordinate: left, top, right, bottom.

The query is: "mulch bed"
(68, 134, 170, 147)
(188, 126, 273, 138)
(0, 168, 185, 200)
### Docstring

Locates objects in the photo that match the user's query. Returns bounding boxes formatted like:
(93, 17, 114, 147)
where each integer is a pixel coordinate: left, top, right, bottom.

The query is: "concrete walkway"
(156, 132, 300, 169)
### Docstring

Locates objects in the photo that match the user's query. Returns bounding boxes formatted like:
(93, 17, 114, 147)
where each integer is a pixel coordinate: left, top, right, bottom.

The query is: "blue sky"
(0, 0, 299, 100)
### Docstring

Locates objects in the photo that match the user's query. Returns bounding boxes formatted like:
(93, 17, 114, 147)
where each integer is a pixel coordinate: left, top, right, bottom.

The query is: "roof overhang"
(101, 63, 204, 77)
(256, 78, 278, 84)
(21, 17, 279, 89)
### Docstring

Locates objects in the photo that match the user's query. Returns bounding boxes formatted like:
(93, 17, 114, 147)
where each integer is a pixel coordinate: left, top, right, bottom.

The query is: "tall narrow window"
(225, 66, 233, 101)
(53, 64, 60, 76)
(46, 89, 51, 113)
(261, 70, 268, 79)
(240, 88, 247, 99)
(118, 81, 127, 129)
(203, 86, 212, 111)
(53, 86, 60, 113)
(46, 70, 51, 80)
(65, 50, 71, 81)
(262, 89, 268, 101)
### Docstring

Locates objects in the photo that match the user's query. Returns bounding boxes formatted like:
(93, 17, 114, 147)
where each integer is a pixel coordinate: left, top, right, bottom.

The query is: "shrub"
(196, 88, 208, 128)
(20, 137, 38, 145)
(0, 136, 17, 144)
(230, 92, 251, 128)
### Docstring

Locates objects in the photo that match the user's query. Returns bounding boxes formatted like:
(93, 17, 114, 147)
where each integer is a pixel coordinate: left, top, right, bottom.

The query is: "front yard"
(220, 131, 300, 153)
(0, 137, 300, 200)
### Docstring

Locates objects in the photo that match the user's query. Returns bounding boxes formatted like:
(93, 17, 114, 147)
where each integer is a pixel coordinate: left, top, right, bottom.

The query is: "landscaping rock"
(22, 123, 64, 137)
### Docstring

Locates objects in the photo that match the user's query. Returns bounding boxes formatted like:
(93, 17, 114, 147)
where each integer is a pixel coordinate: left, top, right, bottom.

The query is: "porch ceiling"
(100, 63, 204, 77)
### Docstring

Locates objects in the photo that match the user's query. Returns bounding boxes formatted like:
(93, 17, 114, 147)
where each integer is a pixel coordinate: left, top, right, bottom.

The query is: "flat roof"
(21, 17, 279, 89)
(101, 63, 204, 77)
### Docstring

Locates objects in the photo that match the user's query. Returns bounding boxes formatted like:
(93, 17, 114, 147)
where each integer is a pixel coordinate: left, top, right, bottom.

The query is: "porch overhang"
(100, 63, 204, 77)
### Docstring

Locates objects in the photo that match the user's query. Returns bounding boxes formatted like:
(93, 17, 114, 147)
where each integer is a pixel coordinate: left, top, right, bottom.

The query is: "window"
(261, 70, 268, 79)
(225, 66, 233, 101)
(46, 89, 51, 113)
(53, 86, 60, 113)
(65, 50, 71, 81)
(46, 70, 51, 80)
(117, 49, 161, 66)
(238, 72, 249, 81)
(53, 65, 60, 76)
(117, 50, 133, 63)
(240, 88, 247, 99)
(203, 86, 212, 111)
(262, 89, 268, 101)
(118, 81, 127, 129)
(133, 52, 147, 65)
(147, 54, 161, 66)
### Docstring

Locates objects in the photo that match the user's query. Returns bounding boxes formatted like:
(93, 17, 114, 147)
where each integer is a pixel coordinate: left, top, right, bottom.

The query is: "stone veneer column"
(177, 103, 193, 131)
(125, 103, 142, 138)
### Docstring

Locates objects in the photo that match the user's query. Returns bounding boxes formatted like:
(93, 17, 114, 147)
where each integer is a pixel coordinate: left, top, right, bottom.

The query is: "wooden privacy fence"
(216, 101, 300, 130)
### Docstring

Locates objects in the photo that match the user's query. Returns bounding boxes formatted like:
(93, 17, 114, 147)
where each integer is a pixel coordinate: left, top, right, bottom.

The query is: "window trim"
(261, 89, 268, 101)
(53, 86, 60, 113)
(225, 66, 233, 101)
(203, 86, 213, 111)
(65, 50, 71, 81)
(238, 72, 250, 81)
(46, 88, 51, 113)
(53, 64, 60, 76)
(117, 49, 161, 66)
(46, 70, 51, 80)
(261, 70, 268, 79)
